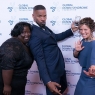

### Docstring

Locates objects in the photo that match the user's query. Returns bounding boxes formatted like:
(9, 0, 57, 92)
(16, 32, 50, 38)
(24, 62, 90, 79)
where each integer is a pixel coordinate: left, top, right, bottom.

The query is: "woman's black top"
(0, 37, 33, 88)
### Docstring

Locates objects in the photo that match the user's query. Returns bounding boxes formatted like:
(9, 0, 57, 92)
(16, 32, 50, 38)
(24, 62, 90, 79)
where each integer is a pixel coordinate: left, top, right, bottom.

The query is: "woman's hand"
(89, 65, 95, 75)
(3, 85, 11, 95)
(75, 40, 84, 52)
(84, 65, 95, 77)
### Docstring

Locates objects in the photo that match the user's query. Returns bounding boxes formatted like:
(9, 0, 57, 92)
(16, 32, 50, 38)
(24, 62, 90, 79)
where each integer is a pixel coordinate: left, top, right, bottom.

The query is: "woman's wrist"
(75, 49, 80, 53)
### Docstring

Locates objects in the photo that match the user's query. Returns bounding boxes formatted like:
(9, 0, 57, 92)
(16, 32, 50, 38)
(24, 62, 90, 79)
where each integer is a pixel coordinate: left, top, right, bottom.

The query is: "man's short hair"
(33, 5, 46, 11)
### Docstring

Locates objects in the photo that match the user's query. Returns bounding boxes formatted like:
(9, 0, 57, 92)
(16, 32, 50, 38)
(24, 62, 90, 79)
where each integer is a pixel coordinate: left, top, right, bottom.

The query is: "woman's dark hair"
(11, 22, 32, 37)
(79, 17, 95, 32)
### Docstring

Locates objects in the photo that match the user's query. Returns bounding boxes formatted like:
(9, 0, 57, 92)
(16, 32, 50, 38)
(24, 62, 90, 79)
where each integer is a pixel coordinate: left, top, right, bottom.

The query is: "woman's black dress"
(0, 38, 33, 95)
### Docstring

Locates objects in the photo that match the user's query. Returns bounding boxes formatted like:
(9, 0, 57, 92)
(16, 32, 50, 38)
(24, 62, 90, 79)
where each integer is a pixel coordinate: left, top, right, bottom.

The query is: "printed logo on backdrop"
(27, 80, 43, 85)
(19, 4, 33, 11)
(66, 70, 80, 76)
(50, 2, 61, 12)
(25, 90, 43, 95)
(62, 4, 88, 11)
(8, 16, 17, 25)
(7, 2, 33, 12)
(8, 16, 33, 25)
(64, 58, 79, 64)
(67, 82, 76, 88)
(7, 2, 17, 12)
(62, 18, 72, 25)
(28, 70, 39, 74)
(50, 16, 58, 26)
(19, 18, 33, 24)
(50, 17, 72, 26)
(50, 3, 88, 12)
(62, 45, 73, 51)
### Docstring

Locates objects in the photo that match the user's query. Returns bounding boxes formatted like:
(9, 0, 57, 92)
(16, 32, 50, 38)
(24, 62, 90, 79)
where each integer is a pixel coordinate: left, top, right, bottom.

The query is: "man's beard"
(36, 22, 46, 28)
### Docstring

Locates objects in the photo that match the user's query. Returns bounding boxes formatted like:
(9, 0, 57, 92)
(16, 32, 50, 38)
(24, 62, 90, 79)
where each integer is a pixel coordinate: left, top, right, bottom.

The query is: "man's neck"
(33, 22, 39, 27)
(33, 21, 46, 29)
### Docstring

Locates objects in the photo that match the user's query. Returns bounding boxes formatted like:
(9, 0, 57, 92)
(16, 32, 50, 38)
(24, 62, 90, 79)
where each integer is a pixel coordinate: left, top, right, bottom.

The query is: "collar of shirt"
(33, 22, 45, 30)
(33, 22, 39, 27)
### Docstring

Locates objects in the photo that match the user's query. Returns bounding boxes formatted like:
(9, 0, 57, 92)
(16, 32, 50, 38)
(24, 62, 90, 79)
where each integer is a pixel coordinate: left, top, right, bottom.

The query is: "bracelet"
(47, 81, 51, 83)
(75, 49, 80, 53)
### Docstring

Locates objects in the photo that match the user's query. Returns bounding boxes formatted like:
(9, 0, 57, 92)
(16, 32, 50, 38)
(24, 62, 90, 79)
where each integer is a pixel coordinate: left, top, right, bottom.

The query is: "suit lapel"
(33, 24, 49, 35)
(45, 27, 56, 40)
(33, 24, 56, 40)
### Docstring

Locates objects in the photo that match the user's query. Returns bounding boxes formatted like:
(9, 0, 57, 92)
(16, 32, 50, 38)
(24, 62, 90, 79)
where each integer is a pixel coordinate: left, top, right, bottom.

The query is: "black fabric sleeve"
(0, 40, 22, 70)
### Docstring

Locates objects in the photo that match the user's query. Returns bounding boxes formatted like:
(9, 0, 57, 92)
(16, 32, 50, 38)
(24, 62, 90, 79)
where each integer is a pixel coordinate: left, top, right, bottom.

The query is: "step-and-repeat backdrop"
(0, 0, 95, 95)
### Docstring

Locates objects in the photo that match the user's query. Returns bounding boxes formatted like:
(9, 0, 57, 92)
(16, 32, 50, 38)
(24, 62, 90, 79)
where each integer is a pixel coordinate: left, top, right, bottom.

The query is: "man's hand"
(3, 85, 11, 95)
(46, 81, 62, 95)
(71, 21, 79, 32)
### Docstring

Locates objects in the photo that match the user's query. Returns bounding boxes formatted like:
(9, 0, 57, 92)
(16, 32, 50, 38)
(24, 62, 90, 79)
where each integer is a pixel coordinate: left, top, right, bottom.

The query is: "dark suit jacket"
(29, 24, 73, 85)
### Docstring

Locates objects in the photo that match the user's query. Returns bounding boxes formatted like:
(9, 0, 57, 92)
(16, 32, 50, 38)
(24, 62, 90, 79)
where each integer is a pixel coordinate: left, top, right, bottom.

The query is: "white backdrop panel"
(0, 0, 94, 95)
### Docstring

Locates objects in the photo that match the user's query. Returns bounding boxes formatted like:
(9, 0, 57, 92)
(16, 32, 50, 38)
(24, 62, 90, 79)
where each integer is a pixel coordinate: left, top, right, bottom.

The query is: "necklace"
(85, 37, 94, 42)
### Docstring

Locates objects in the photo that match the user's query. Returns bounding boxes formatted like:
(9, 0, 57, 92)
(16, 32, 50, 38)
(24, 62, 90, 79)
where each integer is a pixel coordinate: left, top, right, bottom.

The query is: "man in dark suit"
(29, 5, 78, 95)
